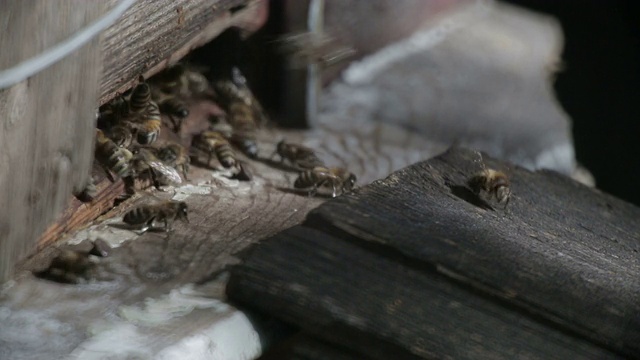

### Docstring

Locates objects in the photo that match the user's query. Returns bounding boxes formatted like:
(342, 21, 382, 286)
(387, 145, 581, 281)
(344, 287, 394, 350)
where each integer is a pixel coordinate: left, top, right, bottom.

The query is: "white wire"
(0, 0, 137, 89)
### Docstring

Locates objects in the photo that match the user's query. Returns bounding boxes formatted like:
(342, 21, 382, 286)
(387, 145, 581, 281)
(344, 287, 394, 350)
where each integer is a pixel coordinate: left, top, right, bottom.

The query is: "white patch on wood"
(154, 313, 262, 360)
(119, 284, 229, 326)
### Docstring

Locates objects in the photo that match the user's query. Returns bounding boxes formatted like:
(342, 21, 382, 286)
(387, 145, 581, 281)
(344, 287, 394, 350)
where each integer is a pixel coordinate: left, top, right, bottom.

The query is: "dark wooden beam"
(228, 147, 639, 359)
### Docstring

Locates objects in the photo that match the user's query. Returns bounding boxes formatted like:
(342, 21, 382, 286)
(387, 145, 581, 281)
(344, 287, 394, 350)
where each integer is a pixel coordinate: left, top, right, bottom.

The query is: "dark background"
(504, 0, 640, 205)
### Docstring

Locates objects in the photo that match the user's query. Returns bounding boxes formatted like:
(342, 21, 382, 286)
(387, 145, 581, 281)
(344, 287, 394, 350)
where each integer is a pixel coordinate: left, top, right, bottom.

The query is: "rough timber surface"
(0, 2, 105, 283)
(99, 0, 267, 105)
(227, 147, 640, 359)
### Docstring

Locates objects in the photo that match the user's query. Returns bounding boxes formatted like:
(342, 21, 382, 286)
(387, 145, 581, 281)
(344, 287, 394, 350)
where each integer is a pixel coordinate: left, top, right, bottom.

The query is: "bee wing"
(148, 161, 183, 185)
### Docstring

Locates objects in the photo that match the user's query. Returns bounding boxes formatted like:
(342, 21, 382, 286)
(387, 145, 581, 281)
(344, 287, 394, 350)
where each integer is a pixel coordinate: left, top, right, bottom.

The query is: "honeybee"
(95, 129, 133, 179)
(467, 168, 511, 208)
(294, 166, 357, 197)
(213, 67, 268, 159)
(123, 200, 189, 233)
(273, 140, 324, 169)
(133, 103, 162, 145)
(128, 76, 153, 115)
(156, 141, 190, 180)
(227, 102, 259, 158)
(98, 95, 128, 129)
(151, 63, 211, 98)
(129, 147, 183, 189)
(231, 161, 253, 182)
(107, 124, 134, 148)
(191, 130, 237, 169)
(35, 249, 95, 284)
(157, 96, 189, 132)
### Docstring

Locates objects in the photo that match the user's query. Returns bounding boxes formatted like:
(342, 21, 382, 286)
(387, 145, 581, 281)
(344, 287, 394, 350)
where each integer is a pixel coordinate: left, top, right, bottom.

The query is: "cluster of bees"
(83, 63, 358, 235)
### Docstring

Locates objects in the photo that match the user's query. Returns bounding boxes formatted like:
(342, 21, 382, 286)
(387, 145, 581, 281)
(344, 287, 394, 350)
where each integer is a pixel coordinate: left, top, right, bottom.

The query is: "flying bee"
(273, 140, 324, 169)
(129, 147, 182, 189)
(156, 142, 190, 180)
(123, 200, 189, 233)
(467, 168, 511, 208)
(191, 130, 237, 169)
(95, 129, 133, 180)
(294, 166, 357, 197)
(35, 249, 95, 284)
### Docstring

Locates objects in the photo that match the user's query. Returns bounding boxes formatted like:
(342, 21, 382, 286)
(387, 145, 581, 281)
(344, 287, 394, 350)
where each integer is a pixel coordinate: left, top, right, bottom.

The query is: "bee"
(294, 166, 357, 197)
(157, 96, 189, 132)
(98, 95, 128, 129)
(129, 147, 183, 189)
(273, 140, 324, 169)
(123, 200, 189, 233)
(191, 130, 237, 169)
(128, 76, 153, 115)
(95, 129, 133, 180)
(213, 68, 267, 159)
(467, 168, 511, 208)
(156, 142, 190, 180)
(133, 103, 162, 145)
(107, 124, 134, 148)
(35, 249, 95, 284)
(151, 63, 211, 98)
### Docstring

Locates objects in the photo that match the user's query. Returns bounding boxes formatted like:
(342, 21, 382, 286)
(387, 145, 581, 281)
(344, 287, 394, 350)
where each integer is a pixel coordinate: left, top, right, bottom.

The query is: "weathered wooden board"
(227, 147, 639, 359)
(98, 0, 268, 105)
(0, 1, 106, 283)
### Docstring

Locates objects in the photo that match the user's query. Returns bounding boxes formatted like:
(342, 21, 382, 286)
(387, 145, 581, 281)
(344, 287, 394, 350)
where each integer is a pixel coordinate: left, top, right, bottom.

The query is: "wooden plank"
(227, 147, 639, 358)
(0, 1, 105, 282)
(98, 0, 268, 105)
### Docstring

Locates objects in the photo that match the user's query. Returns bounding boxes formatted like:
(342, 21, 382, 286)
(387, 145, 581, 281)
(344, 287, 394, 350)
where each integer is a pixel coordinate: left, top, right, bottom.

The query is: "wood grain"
(0, 1, 105, 282)
(227, 147, 639, 359)
(98, 0, 268, 105)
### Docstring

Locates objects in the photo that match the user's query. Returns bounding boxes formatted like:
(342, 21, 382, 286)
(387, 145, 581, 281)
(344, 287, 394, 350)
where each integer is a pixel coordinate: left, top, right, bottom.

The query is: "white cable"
(0, 0, 137, 89)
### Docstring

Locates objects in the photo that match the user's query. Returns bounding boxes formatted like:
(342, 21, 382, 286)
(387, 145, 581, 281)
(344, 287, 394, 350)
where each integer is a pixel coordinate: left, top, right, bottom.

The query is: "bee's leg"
(138, 217, 155, 235)
(307, 186, 318, 197)
(99, 164, 116, 182)
(181, 163, 189, 181)
(148, 167, 164, 191)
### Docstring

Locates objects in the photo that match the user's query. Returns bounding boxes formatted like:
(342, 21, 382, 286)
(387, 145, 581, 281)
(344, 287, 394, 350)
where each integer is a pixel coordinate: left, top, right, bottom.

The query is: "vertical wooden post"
(0, 1, 105, 282)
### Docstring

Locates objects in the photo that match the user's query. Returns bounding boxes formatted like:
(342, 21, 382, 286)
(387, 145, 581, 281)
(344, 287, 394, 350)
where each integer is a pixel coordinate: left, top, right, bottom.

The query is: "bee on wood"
(213, 67, 268, 159)
(35, 249, 95, 284)
(128, 76, 153, 115)
(294, 166, 357, 197)
(95, 129, 133, 180)
(98, 95, 128, 129)
(191, 130, 237, 169)
(129, 147, 183, 189)
(123, 200, 189, 233)
(106, 124, 134, 148)
(156, 141, 190, 180)
(131, 102, 162, 145)
(467, 168, 511, 208)
(273, 140, 324, 169)
(157, 96, 189, 132)
(227, 102, 259, 158)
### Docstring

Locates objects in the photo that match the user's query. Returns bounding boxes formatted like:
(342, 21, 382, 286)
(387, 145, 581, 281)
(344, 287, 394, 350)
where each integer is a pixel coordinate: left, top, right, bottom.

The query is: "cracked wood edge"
(98, 0, 268, 105)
